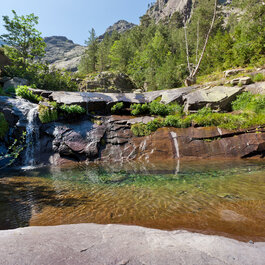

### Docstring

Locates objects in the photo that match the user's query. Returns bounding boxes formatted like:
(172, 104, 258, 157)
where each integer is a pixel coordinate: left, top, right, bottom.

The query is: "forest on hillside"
(79, 0, 265, 90)
(0, 0, 264, 92)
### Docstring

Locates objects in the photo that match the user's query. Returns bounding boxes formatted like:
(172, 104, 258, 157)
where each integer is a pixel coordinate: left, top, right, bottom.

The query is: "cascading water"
(24, 106, 39, 167)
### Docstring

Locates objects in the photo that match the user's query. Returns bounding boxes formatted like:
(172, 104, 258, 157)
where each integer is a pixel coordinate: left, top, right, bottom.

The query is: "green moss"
(60, 104, 86, 115)
(149, 101, 170, 116)
(146, 118, 164, 131)
(130, 102, 182, 117)
(131, 103, 149, 116)
(111, 102, 124, 114)
(16, 85, 43, 103)
(38, 105, 58, 124)
(0, 112, 9, 139)
(131, 123, 151, 137)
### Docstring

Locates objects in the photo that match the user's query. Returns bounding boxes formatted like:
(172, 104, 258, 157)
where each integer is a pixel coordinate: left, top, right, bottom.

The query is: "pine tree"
(78, 28, 98, 74)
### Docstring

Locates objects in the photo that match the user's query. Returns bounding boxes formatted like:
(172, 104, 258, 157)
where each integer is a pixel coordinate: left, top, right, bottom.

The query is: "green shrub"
(34, 67, 78, 91)
(38, 105, 58, 124)
(232, 92, 254, 111)
(240, 113, 265, 129)
(5, 63, 78, 92)
(252, 73, 265, 83)
(146, 118, 164, 131)
(181, 116, 193, 128)
(197, 107, 213, 116)
(149, 101, 170, 116)
(49, 101, 58, 109)
(111, 102, 124, 114)
(60, 104, 86, 115)
(251, 96, 265, 114)
(164, 115, 182, 128)
(16, 85, 43, 103)
(131, 123, 151, 136)
(131, 102, 182, 117)
(0, 112, 9, 139)
(232, 92, 265, 114)
(131, 103, 149, 116)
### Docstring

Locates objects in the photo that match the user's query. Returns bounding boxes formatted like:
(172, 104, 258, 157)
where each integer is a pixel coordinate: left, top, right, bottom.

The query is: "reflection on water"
(0, 159, 265, 241)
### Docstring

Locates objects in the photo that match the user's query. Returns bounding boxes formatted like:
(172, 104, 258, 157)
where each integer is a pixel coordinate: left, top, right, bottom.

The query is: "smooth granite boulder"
(183, 86, 244, 111)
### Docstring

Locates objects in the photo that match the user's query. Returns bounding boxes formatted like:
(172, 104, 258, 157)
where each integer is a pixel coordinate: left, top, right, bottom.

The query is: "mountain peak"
(98, 20, 136, 41)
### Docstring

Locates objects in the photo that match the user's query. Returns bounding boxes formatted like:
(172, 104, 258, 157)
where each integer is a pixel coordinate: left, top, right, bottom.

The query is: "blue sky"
(0, 0, 151, 45)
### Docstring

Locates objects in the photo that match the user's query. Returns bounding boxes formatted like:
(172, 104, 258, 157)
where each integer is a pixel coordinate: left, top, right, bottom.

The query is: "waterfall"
(24, 106, 39, 167)
(170, 132, 180, 158)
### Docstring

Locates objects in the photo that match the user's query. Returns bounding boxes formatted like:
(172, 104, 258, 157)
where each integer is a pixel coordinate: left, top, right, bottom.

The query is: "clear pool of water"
(0, 159, 264, 241)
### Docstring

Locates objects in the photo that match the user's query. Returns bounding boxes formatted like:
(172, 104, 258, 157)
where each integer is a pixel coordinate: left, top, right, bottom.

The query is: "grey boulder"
(3, 77, 28, 90)
(184, 85, 244, 111)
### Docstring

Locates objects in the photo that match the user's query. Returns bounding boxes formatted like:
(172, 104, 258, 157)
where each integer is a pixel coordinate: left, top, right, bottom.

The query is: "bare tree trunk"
(191, 0, 218, 79)
(184, 0, 218, 86)
(196, 20, 200, 64)
(184, 26, 191, 74)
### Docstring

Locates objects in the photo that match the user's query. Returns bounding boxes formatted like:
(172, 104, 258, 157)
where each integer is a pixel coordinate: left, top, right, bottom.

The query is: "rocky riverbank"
(0, 224, 264, 265)
(0, 80, 264, 167)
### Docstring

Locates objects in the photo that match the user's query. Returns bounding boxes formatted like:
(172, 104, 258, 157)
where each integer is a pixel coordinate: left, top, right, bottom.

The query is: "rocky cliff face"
(43, 36, 86, 72)
(98, 20, 136, 41)
(38, 116, 265, 166)
(43, 20, 135, 72)
(146, 0, 230, 23)
(146, 0, 193, 22)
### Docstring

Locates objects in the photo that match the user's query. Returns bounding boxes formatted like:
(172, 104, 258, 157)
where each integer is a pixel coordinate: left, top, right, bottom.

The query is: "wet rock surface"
(0, 224, 264, 265)
(37, 115, 265, 165)
(0, 95, 264, 166)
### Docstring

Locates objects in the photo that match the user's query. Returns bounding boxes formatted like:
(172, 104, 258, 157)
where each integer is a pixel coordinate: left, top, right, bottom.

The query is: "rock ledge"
(0, 224, 264, 265)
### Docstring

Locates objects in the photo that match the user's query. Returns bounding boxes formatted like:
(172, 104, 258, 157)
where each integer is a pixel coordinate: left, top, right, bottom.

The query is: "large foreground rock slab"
(0, 224, 264, 265)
